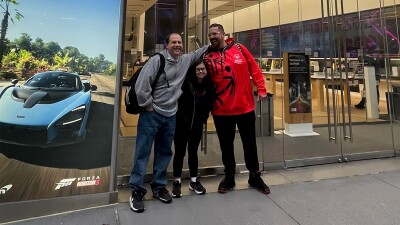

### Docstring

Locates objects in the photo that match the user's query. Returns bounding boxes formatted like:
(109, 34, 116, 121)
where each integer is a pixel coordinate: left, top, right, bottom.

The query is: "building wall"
(211, 0, 389, 34)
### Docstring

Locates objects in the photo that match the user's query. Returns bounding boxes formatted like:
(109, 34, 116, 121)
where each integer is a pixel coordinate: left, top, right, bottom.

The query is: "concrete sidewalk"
(6, 168, 400, 225)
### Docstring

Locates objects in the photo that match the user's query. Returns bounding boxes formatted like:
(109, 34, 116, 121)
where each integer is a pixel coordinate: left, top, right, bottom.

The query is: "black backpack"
(125, 53, 165, 114)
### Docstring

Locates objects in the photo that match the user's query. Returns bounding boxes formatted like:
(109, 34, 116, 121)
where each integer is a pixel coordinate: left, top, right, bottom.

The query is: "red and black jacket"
(203, 39, 267, 115)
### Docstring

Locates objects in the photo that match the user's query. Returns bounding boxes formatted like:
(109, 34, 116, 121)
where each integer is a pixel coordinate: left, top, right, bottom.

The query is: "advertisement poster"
(288, 53, 311, 114)
(0, 0, 119, 203)
(262, 28, 280, 58)
(236, 29, 260, 57)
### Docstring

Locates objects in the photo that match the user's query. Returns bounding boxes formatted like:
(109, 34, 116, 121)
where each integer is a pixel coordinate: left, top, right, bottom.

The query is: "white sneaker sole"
(153, 195, 172, 203)
(172, 192, 182, 198)
(189, 186, 206, 195)
(129, 196, 145, 212)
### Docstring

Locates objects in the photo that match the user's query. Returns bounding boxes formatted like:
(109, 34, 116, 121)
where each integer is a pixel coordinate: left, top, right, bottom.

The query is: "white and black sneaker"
(130, 190, 145, 213)
(172, 180, 182, 198)
(153, 188, 172, 203)
(189, 179, 206, 195)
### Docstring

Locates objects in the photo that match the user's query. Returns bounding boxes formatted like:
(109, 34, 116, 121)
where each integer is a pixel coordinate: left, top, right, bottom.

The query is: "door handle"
(322, 0, 338, 143)
(337, 0, 353, 142)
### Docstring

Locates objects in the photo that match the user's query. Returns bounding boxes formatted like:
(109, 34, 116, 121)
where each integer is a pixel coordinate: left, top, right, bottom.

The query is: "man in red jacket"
(203, 23, 270, 195)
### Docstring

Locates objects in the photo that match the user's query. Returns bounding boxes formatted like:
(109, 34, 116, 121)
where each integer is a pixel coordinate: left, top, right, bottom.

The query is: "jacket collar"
(165, 50, 178, 63)
(209, 39, 235, 52)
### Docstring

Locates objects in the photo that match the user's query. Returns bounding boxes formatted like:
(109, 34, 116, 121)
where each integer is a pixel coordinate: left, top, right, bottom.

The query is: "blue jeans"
(129, 111, 176, 195)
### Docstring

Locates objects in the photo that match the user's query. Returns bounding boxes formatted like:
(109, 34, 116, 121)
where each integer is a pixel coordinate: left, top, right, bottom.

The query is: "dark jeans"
(173, 120, 204, 178)
(129, 111, 176, 195)
(213, 111, 260, 175)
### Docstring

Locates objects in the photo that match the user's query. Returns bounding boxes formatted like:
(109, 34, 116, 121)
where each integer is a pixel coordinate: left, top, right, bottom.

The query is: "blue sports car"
(0, 71, 97, 147)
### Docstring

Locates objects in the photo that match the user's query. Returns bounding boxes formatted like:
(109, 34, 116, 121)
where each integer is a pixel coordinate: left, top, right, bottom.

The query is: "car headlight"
(55, 105, 86, 126)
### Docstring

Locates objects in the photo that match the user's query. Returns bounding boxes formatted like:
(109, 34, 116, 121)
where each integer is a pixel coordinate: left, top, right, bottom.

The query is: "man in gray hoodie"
(129, 33, 208, 213)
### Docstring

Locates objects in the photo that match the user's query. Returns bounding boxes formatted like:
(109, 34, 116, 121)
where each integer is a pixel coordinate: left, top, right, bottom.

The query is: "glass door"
(391, 1, 400, 155)
(191, 0, 271, 173)
(283, 0, 396, 167)
(184, 0, 398, 171)
(278, 0, 343, 167)
(340, 0, 395, 160)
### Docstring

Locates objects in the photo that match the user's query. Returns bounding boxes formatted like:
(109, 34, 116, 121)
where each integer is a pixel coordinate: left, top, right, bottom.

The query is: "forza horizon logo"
(55, 178, 76, 190)
(76, 176, 101, 187)
(0, 184, 12, 194)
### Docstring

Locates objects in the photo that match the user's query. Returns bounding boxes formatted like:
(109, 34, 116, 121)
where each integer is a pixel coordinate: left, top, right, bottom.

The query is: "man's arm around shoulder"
(185, 45, 210, 65)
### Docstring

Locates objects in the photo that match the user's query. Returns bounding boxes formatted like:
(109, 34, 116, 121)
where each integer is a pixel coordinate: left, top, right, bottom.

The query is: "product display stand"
(364, 66, 379, 119)
(284, 123, 319, 137)
(283, 52, 319, 137)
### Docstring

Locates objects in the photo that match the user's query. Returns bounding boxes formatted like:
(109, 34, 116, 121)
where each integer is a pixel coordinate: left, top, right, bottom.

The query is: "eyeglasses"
(207, 32, 221, 37)
(196, 68, 206, 72)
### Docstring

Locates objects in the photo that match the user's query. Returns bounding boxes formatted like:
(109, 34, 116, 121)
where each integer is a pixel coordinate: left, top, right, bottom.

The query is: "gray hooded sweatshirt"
(135, 45, 209, 117)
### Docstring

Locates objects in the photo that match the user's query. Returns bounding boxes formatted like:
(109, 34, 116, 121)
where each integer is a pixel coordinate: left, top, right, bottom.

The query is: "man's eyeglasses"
(207, 32, 221, 37)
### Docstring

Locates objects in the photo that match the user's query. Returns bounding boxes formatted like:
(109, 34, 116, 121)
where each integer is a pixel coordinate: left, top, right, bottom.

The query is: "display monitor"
(310, 60, 320, 72)
(310, 58, 330, 72)
(390, 59, 400, 67)
(348, 60, 360, 69)
(393, 84, 400, 93)
(273, 59, 282, 69)
(325, 59, 333, 68)
(266, 58, 272, 71)
(348, 60, 363, 74)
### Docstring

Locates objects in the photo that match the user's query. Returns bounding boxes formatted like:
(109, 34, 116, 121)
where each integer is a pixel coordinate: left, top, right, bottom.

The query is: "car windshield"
(24, 72, 82, 90)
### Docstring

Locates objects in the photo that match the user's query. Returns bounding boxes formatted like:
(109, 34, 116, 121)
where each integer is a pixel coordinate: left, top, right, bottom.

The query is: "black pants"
(173, 120, 204, 178)
(359, 85, 380, 104)
(213, 111, 260, 175)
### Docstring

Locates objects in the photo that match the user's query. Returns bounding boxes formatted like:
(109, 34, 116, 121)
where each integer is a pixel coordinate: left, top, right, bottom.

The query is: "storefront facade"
(119, 0, 400, 182)
(1, 0, 400, 222)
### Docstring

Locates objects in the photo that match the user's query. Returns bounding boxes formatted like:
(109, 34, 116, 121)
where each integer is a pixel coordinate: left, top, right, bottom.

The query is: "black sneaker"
(355, 102, 365, 109)
(248, 171, 270, 195)
(172, 181, 182, 198)
(189, 179, 206, 195)
(355, 104, 365, 109)
(129, 190, 145, 213)
(153, 188, 172, 203)
(218, 175, 235, 194)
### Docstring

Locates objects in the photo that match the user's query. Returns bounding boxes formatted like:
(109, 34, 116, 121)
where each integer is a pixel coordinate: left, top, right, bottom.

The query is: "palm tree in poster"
(53, 52, 72, 71)
(0, 0, 23, 67)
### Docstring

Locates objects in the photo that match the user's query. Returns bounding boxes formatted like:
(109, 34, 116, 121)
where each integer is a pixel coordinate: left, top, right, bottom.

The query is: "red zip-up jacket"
(203, 39, 267, 116)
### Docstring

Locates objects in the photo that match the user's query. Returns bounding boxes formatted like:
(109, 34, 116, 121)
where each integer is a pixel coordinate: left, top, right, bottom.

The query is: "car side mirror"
(83, 83, 90, 92)
(11, 79, 19, 86)
(91, 85, 97, 91)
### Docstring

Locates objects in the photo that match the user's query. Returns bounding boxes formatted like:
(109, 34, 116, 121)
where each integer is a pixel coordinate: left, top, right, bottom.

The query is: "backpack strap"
(150, 53, 165, 96)
(235, 43, 253, 78)
(235, 43, 245, 58)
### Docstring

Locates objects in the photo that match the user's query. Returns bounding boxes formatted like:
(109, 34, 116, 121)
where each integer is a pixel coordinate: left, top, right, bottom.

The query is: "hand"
(146, 105, 154, 111)
(258, 93, 267, 101)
